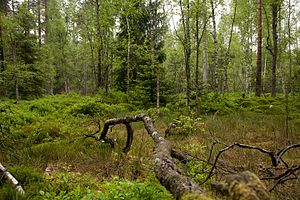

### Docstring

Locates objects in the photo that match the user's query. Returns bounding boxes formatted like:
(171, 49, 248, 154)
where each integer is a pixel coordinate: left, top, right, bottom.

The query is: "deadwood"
(86, 114, 300, 199)
(202, 141, 300, 192)
(86, 114, 204, 198)
(0, 162, 25, 195)
(263, 164, 300, 192)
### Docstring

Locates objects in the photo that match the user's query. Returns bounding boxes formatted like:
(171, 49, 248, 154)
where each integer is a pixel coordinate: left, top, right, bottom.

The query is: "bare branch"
(269, 165, 300, 192)
(200, 142, 300, 185)
(85, 114, 204, 198)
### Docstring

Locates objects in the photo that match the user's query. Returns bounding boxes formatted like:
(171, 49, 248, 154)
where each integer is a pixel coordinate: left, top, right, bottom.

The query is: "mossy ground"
(0, 92, 299, 199)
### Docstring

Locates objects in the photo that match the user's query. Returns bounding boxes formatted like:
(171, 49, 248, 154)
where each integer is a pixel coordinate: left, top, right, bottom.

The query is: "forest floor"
(0, 92, 300, 199)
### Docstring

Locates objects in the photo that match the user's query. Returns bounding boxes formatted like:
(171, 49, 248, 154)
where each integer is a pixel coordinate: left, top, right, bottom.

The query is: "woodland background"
(0, 0, 300, 199)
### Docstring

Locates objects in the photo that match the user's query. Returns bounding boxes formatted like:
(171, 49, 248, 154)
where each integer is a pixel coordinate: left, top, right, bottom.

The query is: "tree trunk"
(195, 1, 200, 115)
(256, 0, 262, 97)
(126, 15, 131, 94)
(96, 0, 103, 89)
(0, 0, 5, 71)
(96, 114, 204, 198)
(0, 19, 4, 72)
(277, 9, 285, 95)
(223, 0, 237, 93)
(45, 0, 49, 44)
(156, 67, 160, 114)
(180, 0, 191, 111)
(203, 0, 208, 89)
(149, 0, 160, 114)
(210, 0, 219, 91)
(271, 1, 278, 97)
(82, 60, 88, 96)
(88, 114, 271, 199)
(287, 0, 292, 93)
(82, 18, 97, 90)
(37, 0, 41, 47)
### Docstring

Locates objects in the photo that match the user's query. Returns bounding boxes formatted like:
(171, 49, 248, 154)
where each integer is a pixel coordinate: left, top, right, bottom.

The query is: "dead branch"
(274, 144, 300, 165)
(87, 115, 292, 198)
(0, 162, 25, 195)
(88, 114, 204, 198)
(267, 164, 300, 192)
(200, 142, 300, 185)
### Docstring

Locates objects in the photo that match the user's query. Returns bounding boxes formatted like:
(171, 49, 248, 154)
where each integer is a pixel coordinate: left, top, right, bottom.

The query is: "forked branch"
(85, 114, 204, 198)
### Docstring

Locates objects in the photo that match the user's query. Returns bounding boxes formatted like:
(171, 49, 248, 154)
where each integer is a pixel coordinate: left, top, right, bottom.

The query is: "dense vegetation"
(0, 92, 300, 199)
(0, 0, 300, 199)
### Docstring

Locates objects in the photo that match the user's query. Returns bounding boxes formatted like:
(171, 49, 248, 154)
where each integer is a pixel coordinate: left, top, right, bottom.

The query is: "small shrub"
(186, 160, 211, 185)
(167, 115, 205, 136)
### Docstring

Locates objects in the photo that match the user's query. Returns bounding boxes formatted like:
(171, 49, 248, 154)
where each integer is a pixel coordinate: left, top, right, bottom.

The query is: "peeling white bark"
(0, 162, 25, 195)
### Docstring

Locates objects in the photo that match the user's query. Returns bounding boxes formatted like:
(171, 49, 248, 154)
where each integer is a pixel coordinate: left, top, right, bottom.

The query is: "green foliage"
(175, 115, 204, 135)
(199, 93, 239, 114)
(167, 115, 205, 136)
(98, 176, 173, 200)
(68, 99, 131, 118)
(39, 174, 172, 200)
(186, 161, 211, 186)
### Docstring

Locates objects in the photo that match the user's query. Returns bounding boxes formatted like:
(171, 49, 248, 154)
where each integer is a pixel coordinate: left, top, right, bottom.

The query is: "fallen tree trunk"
(97, 114, 204, 198)
(0, 162, 25, 195)
(86, 114, 271, 199)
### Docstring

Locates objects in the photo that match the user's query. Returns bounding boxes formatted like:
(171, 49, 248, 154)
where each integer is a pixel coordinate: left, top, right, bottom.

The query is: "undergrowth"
(0, 91, 299, 199)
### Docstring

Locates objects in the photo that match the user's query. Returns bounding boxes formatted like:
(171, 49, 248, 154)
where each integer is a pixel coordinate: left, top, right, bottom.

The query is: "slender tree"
(0, 0, 8, 72)
(202, 0, 208, 89)
(0, 16, 4, 72)
(210, 0, 219, 91)
(179, 0, 191, 111)
(37, 0, 41, 47)
(223, 0, 237, 93)
(256, 0, 262, 97)
(271, 0, 279, 97)
(45, 0, 49, 44)
(287, 0, 292, 93)
(195, 0, 200, 115)
(95, 0, 103, 88)
(124, 0, 131, 94)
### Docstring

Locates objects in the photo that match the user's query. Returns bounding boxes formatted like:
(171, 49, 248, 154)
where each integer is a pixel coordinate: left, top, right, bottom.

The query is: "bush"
(166, 115, 205, 137)
(39, 174, 173, 200)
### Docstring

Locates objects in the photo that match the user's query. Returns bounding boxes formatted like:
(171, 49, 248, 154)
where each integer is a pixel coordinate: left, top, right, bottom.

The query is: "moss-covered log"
(97, 114, 204, 198)
(89, 114, 271, 199)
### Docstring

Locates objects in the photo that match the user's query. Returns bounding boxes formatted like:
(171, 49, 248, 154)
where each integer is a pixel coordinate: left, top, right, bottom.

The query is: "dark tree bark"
(271, 1, 279, 97)
(0, 0, 8, 72)
(256, 0, 262, 97)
